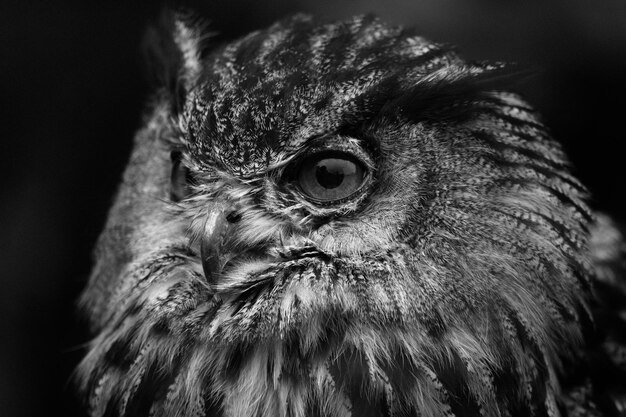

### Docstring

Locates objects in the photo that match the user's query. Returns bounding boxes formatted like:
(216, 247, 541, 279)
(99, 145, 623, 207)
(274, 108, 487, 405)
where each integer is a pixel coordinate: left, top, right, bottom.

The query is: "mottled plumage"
(77, 11, 626, 417)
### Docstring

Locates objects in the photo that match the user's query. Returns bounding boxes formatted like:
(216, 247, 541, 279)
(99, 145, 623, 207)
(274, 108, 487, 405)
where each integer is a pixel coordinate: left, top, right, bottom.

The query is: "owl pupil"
(315, 159, 349, 189)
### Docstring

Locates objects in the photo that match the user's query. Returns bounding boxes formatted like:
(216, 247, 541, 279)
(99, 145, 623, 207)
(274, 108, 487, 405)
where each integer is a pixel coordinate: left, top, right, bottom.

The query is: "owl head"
(78, 11, 595, 417)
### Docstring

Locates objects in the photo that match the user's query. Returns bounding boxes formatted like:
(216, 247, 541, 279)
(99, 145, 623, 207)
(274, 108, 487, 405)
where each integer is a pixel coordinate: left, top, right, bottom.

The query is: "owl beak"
(200, 202, 231, 285)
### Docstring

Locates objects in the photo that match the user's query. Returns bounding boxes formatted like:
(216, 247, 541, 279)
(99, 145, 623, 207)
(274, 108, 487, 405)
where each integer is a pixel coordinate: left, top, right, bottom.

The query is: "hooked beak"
(200, 202, 234, 284)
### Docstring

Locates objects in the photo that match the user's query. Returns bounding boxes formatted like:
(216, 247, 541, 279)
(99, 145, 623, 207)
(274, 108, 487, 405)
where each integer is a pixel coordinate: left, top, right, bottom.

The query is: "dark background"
(1, 0, 624, 416)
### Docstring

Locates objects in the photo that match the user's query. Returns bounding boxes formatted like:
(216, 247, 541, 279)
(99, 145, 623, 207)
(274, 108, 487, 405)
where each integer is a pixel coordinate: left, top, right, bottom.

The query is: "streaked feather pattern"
(77, 11, 626, 417)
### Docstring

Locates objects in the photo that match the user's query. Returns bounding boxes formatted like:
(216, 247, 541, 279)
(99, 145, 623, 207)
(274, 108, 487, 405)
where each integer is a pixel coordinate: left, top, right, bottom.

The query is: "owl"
(76, 10, 626, 417)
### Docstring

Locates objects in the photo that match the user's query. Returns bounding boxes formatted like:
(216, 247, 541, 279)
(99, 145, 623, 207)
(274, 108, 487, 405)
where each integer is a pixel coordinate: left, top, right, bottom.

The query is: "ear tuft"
(142, 8, 212, 107)
(171, 9, 211, 86)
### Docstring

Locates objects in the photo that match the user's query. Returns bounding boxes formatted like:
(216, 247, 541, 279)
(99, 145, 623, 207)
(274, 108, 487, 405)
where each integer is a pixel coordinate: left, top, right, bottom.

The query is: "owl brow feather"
(319, 63, 534, 139)
(376, 63, 537, 124)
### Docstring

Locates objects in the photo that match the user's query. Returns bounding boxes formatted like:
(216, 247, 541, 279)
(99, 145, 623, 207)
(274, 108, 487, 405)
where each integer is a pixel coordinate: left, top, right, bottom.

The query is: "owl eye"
(297, 152, 366, 202)
(170, 151, 194, 202)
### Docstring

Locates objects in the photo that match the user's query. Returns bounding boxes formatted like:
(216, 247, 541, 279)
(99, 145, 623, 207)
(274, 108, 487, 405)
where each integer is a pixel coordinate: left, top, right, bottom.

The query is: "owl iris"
(297, 152, 365, 202)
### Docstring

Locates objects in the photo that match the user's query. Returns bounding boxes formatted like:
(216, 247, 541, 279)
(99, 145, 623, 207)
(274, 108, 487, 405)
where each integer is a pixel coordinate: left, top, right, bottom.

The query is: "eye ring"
(296, 151, 367, 204)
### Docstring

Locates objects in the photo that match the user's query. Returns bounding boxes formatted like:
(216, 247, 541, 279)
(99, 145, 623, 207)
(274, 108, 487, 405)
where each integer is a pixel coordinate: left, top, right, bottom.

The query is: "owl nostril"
(226, 210, 242, 223)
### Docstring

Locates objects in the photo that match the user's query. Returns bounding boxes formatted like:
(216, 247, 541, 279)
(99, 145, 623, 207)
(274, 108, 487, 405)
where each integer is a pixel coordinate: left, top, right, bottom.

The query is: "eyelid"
(297, 135, 375, 172)
(271, 135, 375, 183)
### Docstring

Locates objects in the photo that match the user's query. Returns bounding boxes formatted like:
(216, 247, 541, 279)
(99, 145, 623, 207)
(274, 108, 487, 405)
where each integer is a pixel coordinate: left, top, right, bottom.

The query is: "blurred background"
(0, 0, 624, 415)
